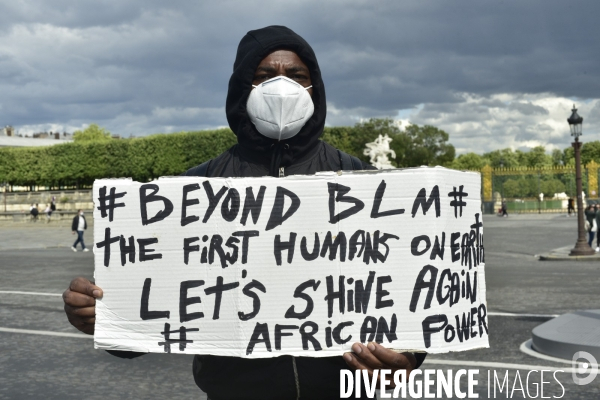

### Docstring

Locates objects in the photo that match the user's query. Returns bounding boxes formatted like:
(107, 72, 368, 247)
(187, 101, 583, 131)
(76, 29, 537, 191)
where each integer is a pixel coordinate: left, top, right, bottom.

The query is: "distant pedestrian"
(44, 204, 52, 222)
(501, 201, 508, 217)
(71, 210, 89, 252)
(567, 198, 575, 216)
(593, 209, 600, 251)
(51, 196, 56, 213)
(594, 205, 600, 252)
(30, 203, 39, 222)
(585, 205, 596, 246)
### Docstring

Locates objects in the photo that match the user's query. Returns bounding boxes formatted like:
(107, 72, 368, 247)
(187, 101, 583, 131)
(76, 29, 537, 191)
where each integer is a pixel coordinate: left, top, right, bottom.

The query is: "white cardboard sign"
(93, 167, 488, 358)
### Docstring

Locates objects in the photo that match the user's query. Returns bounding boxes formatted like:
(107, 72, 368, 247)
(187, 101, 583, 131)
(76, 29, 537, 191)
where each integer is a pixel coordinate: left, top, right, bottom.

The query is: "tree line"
(451, 143, 600, 170)
(2, 119, 597, 199)
(0, 120, 455, 187)
(451, 143, 600, 198)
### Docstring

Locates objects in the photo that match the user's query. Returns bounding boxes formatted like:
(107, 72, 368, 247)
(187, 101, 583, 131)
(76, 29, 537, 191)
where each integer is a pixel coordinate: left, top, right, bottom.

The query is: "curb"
(538, 244, 600, 261)
(538, 253, 600, 261)
(0, 245, 84, 251)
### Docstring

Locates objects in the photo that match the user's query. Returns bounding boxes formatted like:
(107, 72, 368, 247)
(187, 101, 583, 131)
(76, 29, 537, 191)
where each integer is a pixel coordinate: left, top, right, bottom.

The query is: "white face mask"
(246, 76, 314, 141)
(80, 212, 84, 216)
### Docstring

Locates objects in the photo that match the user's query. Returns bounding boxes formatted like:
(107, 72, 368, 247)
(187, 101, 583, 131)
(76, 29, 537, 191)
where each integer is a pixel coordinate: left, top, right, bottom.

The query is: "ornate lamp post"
(499, 159, 504, 202)
(568, 105, 595, 256)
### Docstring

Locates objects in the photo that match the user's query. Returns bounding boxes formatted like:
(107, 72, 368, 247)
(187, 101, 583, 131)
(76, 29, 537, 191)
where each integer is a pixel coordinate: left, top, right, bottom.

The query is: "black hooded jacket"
(182, 26, 375, 400)
(180, 26, 425, 400)
(184, 25, 365, 180)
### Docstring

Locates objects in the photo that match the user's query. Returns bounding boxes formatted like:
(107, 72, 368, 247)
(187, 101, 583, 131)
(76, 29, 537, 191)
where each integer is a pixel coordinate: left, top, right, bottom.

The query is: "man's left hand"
(343, 342, 417, 389)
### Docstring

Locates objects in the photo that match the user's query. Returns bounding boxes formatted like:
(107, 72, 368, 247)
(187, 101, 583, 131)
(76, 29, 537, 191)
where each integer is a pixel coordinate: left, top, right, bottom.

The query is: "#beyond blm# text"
(95, 179, 486, 353)
(96, 180, 480, 268)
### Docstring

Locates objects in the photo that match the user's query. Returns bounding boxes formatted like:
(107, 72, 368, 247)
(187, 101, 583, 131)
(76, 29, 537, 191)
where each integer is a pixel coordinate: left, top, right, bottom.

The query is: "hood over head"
(226, 26, 326, 168)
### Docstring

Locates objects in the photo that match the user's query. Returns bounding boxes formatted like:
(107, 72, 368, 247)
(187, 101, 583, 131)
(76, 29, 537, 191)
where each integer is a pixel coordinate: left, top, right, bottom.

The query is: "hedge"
(0, 127, 384, 186)
(1, 121, 452, 187)
(0, 129, 237, 186)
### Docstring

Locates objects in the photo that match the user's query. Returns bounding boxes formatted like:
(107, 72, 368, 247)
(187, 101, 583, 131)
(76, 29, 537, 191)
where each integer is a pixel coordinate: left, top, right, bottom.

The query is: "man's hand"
(343, 342, 417, 389)
(63, 277, 103, 335)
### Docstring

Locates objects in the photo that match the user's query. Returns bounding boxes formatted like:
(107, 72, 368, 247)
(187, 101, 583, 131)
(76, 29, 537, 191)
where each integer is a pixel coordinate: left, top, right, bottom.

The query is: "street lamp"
(568, 105, 595, 256)
(499, 159, 504, 202)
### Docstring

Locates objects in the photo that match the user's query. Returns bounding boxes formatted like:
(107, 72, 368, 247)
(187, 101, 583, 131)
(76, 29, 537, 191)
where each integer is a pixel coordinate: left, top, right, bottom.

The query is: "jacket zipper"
(292, 356, 300, 400)
(279, 165, 296, 397)
(284, 164, 296, 399)
(281, 166, 299, 399)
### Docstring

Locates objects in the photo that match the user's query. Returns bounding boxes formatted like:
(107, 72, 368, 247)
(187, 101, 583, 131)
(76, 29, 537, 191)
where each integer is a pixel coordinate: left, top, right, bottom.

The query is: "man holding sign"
(63, 26, 426, 399)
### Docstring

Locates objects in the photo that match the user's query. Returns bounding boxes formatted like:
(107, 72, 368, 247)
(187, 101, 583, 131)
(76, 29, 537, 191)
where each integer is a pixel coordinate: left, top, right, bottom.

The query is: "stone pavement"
(0, 214, 598, 399)
(0, 224, 95, 251)
(0, 223, 206, 400)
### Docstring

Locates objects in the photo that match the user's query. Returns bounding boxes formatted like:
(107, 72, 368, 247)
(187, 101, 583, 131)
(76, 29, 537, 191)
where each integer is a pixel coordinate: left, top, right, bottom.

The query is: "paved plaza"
(0, 214, 598, 399)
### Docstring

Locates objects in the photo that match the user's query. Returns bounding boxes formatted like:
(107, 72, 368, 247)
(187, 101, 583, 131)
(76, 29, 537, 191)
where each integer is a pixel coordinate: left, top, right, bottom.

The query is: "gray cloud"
(508, 102, 548, 116)
(407, 94, 600, 153)
(0, 0, 598, 153)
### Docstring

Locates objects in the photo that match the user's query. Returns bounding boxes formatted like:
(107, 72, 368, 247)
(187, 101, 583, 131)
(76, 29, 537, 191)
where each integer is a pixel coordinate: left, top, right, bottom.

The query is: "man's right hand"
(63, 277, 103, 335)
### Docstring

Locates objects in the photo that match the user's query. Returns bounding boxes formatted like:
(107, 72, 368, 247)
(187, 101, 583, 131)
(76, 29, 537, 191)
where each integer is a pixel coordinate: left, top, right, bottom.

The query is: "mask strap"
(252, 83, 311, 89)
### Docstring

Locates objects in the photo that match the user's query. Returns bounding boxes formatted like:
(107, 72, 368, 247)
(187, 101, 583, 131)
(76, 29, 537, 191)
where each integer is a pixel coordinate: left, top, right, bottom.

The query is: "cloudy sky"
(1, 0, 598, 154)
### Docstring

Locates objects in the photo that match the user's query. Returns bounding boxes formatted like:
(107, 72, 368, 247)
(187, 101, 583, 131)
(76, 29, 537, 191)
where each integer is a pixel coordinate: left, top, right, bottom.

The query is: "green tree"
(540, 179, 566, 197)
(504, 176, 540, 198)
(581, 141, 600, 165)
(483, 148, 520, 168)
(402, 124, 455, 167)
(0, 122, 458, 186)
(0, 128, 237, 186)
(563, 147, 575, 166)
(515, 149, 529, 167)
(335, 118, 411, 167)
(524, 146, 552, 168)
(323, 118, 456, 168)
(73, 124, 112, 142)
(526, 176, 542, 197)
(551, 149, 563, 166)
(503, 179, 523, 198)
(451, 152, 487, 170)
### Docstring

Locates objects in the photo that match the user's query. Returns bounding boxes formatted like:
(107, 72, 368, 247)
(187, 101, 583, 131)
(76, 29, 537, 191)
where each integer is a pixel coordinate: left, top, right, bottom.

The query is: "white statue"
(363, 134, 396, 169)
(553, 192, 568, 200)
